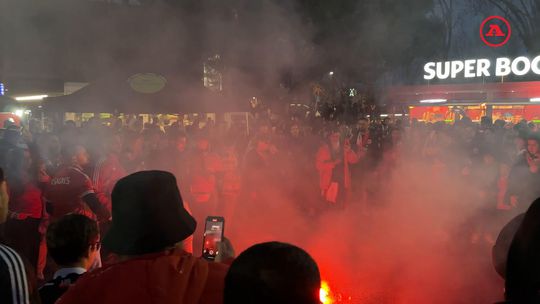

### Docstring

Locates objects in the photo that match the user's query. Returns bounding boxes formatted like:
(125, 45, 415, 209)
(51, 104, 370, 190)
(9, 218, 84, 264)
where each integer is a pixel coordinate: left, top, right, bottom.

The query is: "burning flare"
(320, 280, 334, 304)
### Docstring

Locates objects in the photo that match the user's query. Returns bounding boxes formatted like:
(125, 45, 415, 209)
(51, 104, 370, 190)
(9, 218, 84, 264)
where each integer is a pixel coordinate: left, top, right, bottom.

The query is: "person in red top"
(57, 170, 229, 304)
(188, 134, 224, 253)
(4, 147, 48, 271)
(316, 130, 359, 208)
(92, 134, 126, 213)
(44, 145, 110, 222)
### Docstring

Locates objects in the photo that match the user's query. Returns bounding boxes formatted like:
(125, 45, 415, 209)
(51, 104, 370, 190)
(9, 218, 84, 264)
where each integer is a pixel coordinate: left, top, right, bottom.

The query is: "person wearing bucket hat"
(57, 171, 229, 304)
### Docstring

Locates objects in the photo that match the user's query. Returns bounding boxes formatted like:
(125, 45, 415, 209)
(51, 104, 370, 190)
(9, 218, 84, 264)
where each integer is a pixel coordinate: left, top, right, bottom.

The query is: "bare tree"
(435, 0, 455, 59)
(473, 0, 540, 51)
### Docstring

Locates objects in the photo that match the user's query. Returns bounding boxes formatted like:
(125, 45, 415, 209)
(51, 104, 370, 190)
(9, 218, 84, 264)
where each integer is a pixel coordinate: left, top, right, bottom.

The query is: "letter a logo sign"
(486, 25, 505, 37)
(480, 16, 511, 47)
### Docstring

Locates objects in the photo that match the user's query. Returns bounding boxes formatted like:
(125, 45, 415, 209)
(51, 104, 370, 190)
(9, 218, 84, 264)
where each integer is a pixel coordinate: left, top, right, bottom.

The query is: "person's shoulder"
(39, 277, 70, 304)
(69, 166, 91, 180)
(61, 263, 116, 290)
(243, 149, 258, 161)
(56, 265, 116, 303)
(0, 243, 25, 268)
(317, 143, 330, 153)
(175, 253, 228, 281)
(0, 244, 30, 304)
(510, 152, 527, 167)
(50, 166, 68, 178)
(199, 260, 229, 304)
(207, 260, 229, 277)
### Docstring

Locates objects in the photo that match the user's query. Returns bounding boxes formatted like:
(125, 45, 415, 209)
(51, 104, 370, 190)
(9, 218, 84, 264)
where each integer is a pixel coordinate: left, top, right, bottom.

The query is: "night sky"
(0, 0, 538, 91)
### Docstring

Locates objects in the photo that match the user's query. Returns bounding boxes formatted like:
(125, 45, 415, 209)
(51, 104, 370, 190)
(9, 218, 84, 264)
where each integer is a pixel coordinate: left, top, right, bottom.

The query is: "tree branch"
(486, 0, 530, 42)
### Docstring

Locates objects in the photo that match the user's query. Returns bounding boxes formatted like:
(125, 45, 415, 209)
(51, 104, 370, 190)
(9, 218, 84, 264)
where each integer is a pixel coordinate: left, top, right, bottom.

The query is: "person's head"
(527, 135, 540, 156)
(3, 117, 15, 129)
(103, 171, 196, 255)
(462, 125, 475, 142)
(483, 151, 496, 165)
(106, 134, 122, 155)
(64, 120, 76, 129)
(196, 137, 210, 152)
(132, 118, 143, 132)
(224, 242, 321, 304)
(48, 135, 61, 156)
(174, 132, 188, 152)
(258, 122, 270, 135)
(46, 214, 100, 269)
(329, 131, 340, 146)
(480, 116, 493, 129)
(494, 119, 506, 129)
(476, 144, 495, 164)
(290, 124, 300, 138)
(123, 132, 143, 155)
(515, 134, 527, 150)
(256, 136, 271, 153)
(357, 118, 369, 131)
(62, 144, 90, 167)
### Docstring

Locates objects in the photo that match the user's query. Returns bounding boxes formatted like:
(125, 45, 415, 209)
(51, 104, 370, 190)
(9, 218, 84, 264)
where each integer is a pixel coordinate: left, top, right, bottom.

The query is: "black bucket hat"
(103, 170, 196, 255)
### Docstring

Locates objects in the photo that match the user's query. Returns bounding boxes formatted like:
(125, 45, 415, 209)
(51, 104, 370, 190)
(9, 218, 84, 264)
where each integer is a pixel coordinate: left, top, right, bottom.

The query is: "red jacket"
(57, 249, 228, 304)
(316, 143, 359, 191)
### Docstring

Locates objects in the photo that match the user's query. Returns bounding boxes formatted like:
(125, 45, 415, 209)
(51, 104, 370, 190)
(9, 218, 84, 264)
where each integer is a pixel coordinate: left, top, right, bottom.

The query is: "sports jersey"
(44, 165, 96, 220)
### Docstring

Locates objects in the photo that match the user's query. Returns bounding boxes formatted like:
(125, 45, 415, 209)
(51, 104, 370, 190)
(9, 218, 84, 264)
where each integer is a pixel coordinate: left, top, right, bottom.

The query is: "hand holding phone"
(202, 216, 225, 261)
(215, 237, 235, 263)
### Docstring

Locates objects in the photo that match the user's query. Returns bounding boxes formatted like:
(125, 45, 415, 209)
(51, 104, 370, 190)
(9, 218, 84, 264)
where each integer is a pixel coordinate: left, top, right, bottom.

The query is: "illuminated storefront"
(386, 54, 540, 123)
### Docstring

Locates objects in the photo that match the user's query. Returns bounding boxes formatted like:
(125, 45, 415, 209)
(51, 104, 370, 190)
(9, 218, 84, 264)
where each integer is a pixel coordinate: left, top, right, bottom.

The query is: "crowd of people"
(1, 110, 540, 303)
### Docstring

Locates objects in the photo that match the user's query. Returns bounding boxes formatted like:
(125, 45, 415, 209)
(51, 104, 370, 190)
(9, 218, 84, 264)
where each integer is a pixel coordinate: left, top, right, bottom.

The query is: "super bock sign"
(423, 56, 540, 80)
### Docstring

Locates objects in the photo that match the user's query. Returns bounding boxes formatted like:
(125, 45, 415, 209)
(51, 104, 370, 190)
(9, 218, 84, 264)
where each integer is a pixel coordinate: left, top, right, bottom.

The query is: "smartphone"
(202, 216, 225, 261)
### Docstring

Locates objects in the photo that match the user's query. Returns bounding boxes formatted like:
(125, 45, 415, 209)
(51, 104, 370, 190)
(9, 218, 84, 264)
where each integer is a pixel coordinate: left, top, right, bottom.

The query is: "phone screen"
(202, 216, 224, 261)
